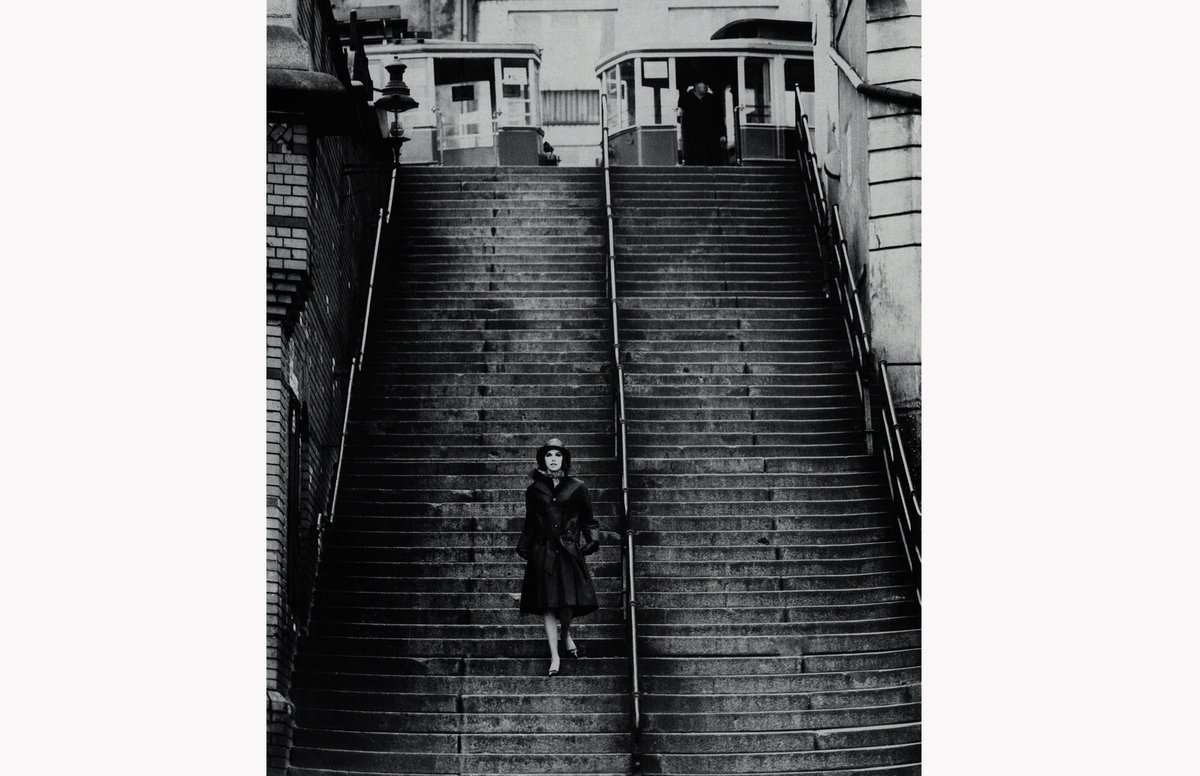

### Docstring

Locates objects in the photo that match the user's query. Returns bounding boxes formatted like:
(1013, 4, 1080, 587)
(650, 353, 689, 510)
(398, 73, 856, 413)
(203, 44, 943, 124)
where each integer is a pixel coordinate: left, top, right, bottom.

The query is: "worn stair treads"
(285, 165, 918, 776)
(287, 167, 629, 776)
(611, 166, 920, 775)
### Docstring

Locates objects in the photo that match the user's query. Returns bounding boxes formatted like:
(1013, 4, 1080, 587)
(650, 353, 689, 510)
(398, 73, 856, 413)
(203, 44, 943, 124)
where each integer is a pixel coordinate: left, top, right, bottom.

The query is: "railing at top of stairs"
(599, 91, 644, 776)
(792, 87, 922, 601)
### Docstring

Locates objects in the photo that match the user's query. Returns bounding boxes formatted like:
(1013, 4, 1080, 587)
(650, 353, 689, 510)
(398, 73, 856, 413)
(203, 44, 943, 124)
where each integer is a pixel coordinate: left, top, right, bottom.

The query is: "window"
(435, 58, 496, 149)
(619, 59, 636, 129)
(498, 59, 534, 127)
(785, 58, 815, 92)
(743, 57, 772, 124)
(639, 59, 673, 125)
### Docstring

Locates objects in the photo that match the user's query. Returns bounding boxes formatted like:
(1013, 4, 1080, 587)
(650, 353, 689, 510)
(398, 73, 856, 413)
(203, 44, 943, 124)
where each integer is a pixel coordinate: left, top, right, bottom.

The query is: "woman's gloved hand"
(582, 540, 600, 556)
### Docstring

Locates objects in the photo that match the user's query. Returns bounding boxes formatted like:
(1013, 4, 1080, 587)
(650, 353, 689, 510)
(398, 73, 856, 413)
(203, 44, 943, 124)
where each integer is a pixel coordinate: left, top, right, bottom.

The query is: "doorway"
(675, 57, 739, 164)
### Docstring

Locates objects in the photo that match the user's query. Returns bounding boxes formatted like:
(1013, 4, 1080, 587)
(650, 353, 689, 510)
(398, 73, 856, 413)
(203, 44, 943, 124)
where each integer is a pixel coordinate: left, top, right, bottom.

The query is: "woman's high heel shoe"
(547, 657, 561, 677)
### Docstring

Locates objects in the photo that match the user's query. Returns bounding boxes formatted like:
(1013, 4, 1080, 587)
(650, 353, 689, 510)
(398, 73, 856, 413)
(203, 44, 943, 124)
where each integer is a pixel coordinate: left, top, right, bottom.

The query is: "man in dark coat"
(677, 81, 726, 165)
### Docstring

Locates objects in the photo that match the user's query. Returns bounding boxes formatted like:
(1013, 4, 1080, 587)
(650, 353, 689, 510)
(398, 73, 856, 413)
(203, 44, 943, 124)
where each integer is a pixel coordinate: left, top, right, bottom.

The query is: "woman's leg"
(542, 612, 560, 672)
(558, 607, 576, 652)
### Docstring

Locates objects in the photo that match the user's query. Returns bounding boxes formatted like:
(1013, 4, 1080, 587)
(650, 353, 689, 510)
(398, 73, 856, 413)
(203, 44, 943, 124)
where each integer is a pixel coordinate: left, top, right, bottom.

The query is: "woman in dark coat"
(516, 438, 601, 677)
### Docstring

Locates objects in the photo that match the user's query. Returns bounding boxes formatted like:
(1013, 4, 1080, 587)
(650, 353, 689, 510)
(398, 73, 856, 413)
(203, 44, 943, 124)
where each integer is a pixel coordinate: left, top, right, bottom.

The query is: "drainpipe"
(829, 46, 922, 111)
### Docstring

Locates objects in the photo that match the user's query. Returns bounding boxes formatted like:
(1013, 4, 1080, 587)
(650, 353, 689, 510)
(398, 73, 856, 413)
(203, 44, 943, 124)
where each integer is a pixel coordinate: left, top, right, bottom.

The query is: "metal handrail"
(793, 87, 871, 405)
(876, 362, 922, 601)
(792, 88, 922, 601)
(328, 165, 398, 525)
(600, 91, 643, 775)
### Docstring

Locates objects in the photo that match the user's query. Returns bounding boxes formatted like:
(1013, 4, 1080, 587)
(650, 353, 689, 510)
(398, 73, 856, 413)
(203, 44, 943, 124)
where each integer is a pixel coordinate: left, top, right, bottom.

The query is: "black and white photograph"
(6, 1, 1199, 774)
(265, 1, 921, 773)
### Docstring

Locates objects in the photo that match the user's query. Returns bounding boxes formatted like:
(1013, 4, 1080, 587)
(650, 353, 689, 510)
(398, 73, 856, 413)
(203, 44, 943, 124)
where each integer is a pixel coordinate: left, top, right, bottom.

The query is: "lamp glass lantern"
(375, 61, 420, 162)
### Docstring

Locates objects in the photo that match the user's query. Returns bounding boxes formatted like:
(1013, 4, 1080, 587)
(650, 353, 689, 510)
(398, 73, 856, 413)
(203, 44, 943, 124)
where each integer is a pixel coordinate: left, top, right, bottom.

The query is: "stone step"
(618, 296, 831, 310)
(311, 573, 620, 594)
(627, 499, 886, 516)
(625, 434, 865, 451)
(618, 313, 836, 326)
(623, 407, 859, 422)
(401, 225, 605, 238)
(630, 485, 887, 502)
(368, 297, 608, 311)
(350, 409, 612, 424)
(629, 515, 894, 531)
(297, 636, 630, 659)
(634, 572, 910, 594)
(640, 665, 919, 695)
(637, 527, 894, 545)
(329, 500, 618, 518)
(643, 721, 920, 753)
(640, 651, 920, 677)
(625, 398, 858, 412)
(317, 544, 621, 565)
(394, 185, 604, 196)
(392, 270, 608, 283)
(365, 350, 609, 364)
(354, 386, 612, 401)
(628, 455, 876, 473)
(631, 558, 908, 580)
(641, 743, 920, 773)
(342, 443, 617, 459)
(293, 672, 627, 695)
(340, 459, 617, 475)
(622, 363, 853, 376)
(362, 360, 609, 373)
(634, 541, 901, 560)
(306, 622, 628, 641)
(623, 375, 855, 389)
(637, 607, 915, 627)
(308, 603, 624, 624)
(376, 281, 606, 294)
(293, 654, 630, 677)
(295, 728, 631, 756)
(642, 705, 921, 736)
(292, 710, 630, 739)
(636, 610, 917, 631)
(346, 420, 614, 435)
(636, 629, 920, 658)
(290, 746, 629, 774)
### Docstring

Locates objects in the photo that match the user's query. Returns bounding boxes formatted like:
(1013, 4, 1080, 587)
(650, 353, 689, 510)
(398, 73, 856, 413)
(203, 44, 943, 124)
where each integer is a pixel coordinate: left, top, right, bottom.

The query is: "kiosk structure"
(595, 21, 815, 166)
(368, 41, 547, 166)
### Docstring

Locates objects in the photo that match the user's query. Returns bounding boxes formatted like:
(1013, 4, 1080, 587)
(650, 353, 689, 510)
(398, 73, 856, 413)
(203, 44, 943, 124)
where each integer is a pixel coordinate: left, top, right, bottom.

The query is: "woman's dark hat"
(536, 437, 571, 471)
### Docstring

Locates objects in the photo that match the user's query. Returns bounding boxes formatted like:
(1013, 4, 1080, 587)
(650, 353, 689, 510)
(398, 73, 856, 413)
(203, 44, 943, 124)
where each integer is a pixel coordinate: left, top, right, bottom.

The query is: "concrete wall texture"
(811, 0, 920, 406)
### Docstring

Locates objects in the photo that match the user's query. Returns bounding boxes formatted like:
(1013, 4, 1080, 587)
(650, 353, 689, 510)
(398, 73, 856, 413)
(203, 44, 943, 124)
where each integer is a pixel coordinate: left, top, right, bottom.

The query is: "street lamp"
(374, 61, 419, 164)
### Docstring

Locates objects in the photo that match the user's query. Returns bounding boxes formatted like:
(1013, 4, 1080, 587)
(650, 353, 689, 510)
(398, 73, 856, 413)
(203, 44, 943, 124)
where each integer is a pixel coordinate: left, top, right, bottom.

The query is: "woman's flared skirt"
(519, 542, 598, 617)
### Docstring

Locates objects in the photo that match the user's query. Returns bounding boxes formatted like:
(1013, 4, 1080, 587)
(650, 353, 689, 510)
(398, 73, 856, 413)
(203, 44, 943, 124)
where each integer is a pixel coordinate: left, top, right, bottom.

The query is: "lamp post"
(374, 61, 419, 164)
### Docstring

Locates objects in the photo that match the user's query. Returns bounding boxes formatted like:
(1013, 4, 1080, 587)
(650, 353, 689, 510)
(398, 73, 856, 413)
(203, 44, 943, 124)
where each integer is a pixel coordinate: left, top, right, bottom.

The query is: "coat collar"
(530, 468, 580, 497)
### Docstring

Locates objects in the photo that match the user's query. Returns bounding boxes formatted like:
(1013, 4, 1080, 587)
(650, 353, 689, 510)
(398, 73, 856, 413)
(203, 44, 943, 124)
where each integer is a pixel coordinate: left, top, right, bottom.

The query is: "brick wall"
(266, 112, 388, 774)
(267, 3, 390, 772)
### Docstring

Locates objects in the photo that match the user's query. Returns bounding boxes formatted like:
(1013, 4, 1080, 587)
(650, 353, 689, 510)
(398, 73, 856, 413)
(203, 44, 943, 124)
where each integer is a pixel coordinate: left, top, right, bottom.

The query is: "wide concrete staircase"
(287, 168, 632, 775)
(611, 167, 922, 775)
